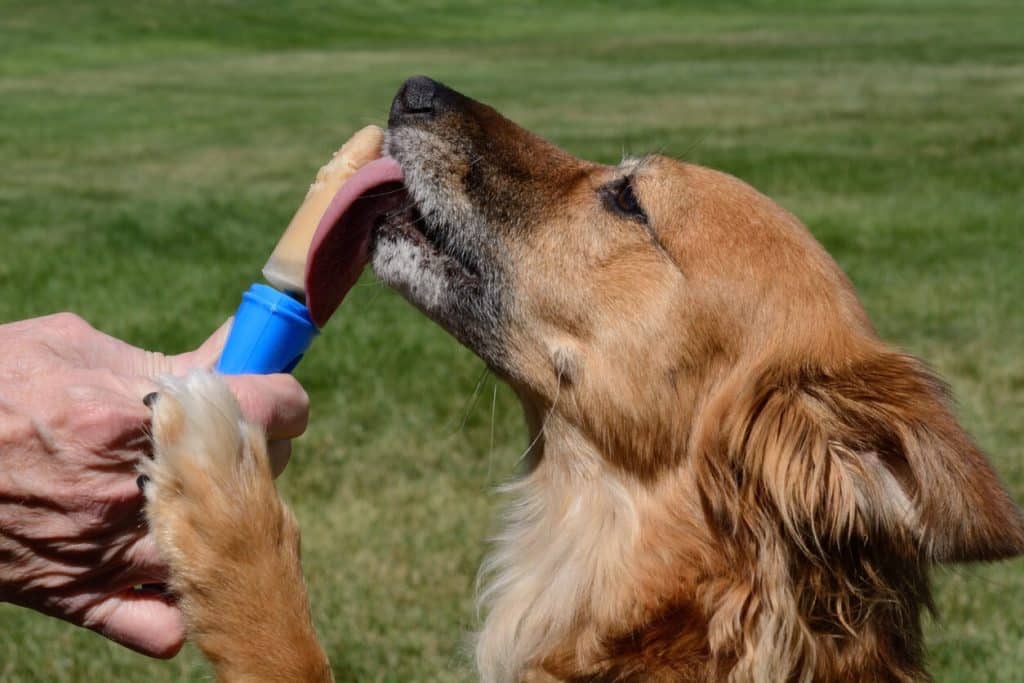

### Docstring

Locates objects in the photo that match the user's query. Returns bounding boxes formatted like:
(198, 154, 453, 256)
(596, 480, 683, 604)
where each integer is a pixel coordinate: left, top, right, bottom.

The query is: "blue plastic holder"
(216, 283, 319, 375)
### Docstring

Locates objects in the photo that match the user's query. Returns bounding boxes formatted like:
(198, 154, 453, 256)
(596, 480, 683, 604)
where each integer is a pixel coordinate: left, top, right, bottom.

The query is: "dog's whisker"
(486, 379, 498, 486)
(659, 131, 712, 163)
(513, 367, 563, 468)
(356, 185, 410, 200)
(456, 365, 491, 434)
(352, 279, 388, 289)
(939, 562, 1023, 592)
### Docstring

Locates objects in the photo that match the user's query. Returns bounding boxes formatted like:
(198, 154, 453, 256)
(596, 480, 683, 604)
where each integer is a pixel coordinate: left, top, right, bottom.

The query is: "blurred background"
(1, 1, 1021, 680)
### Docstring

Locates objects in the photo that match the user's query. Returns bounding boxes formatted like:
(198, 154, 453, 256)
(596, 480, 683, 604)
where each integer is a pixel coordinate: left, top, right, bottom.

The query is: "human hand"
(0, 313, 308, 657)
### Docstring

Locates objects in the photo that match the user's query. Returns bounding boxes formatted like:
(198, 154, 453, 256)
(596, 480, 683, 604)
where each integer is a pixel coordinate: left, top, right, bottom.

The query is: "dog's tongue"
(304, 157, 405, 327)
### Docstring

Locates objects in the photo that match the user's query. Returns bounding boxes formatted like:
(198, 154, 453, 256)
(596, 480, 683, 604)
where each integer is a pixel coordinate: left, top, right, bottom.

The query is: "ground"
(0, 1, 1021, 680)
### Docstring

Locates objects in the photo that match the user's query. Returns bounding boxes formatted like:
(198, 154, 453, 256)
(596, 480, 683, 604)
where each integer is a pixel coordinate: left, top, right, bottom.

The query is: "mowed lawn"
(1, 1, 1022, 680)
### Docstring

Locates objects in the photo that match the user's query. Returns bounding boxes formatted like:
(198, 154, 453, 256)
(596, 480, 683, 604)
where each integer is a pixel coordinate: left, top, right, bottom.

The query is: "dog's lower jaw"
(370, 229, 508, 372)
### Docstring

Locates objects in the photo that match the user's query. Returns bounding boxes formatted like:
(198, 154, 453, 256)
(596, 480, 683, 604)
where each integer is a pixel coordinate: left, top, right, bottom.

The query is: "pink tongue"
(304, 156, 405, 327)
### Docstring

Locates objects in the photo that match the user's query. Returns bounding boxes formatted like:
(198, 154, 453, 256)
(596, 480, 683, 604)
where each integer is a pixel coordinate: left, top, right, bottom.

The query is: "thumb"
(171, 319, 233, 373)
(85, 590, 186, 659)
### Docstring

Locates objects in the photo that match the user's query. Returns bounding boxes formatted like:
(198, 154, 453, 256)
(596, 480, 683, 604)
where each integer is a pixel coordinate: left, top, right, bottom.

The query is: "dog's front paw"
(141, 372, 289, 592)
(140, 372, 329, 681)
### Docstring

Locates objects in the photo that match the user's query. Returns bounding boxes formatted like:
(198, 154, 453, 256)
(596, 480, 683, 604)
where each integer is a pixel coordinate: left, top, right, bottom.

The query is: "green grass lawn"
(1, 1, 1022, 680)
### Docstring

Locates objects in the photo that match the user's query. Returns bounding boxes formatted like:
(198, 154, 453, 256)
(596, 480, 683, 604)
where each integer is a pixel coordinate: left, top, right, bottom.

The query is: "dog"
(143, 76, 1024, 682)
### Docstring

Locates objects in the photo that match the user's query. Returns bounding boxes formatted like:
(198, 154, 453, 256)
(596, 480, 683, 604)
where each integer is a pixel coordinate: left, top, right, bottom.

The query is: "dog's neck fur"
(475, 397, 932, 682)
(475, 409, 709, 682)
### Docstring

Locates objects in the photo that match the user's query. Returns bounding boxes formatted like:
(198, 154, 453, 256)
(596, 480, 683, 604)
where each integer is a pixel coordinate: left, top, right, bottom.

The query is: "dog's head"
(374, 76, 1024, 565)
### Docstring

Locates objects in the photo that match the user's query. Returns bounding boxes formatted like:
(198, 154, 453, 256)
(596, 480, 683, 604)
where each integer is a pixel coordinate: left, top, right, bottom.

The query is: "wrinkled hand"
(0, 313, 308, 657)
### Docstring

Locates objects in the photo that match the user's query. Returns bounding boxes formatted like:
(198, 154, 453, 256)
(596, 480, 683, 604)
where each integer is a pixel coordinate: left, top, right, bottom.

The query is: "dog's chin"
(371, 208, 470, 317)
(371, 200, 495, 336)
(373, 126, 509, 369)
(370, 197, 510, 371)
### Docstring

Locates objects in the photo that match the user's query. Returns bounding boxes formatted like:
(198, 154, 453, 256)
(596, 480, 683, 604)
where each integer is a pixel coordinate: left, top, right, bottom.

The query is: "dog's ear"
(697, 350, 1024, 563)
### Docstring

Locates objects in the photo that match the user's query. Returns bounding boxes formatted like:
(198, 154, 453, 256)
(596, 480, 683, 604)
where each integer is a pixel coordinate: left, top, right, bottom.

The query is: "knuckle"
(74, 503, 118, 535)
(230, 376, 309, 436)
(237, 385, 273, 427)
(80, 401, 122, 435)
(68, 478, 139, 528)
(66, 385, 130, 439)
(274, 376, 309, 435)
(47, 312, 92, 337)
(231, 379, 271, 423)
(289, 380, 311, 420)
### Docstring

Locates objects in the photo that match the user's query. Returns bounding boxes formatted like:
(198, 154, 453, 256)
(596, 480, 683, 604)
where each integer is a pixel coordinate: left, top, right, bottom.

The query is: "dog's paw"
(140, 371, 297, 622)
(141, 371, 330, 680)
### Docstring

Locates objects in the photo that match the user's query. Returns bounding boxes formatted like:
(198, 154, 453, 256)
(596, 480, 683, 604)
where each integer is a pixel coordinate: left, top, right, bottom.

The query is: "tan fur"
(470, 158, 1024, 681)
(145, 80, 1024, 682)
(142, 373, 331, 682)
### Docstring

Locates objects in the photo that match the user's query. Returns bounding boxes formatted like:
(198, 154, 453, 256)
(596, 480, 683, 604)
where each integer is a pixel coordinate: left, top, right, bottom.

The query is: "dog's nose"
(389, 76, 458, 125)
(396, 75, 437, 114)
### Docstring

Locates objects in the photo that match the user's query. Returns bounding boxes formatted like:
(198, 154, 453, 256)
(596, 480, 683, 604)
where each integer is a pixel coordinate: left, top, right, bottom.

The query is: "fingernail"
(143, 392, 159, 407)
(137, 474, 150, 492)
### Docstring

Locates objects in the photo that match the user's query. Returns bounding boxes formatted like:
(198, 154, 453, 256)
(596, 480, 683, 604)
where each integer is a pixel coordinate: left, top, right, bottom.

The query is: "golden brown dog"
(144, 77, 1024, 682)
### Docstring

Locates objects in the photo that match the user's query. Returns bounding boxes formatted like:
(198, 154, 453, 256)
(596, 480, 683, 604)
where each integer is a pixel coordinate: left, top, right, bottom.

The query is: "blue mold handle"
(216, 283, 319, 375)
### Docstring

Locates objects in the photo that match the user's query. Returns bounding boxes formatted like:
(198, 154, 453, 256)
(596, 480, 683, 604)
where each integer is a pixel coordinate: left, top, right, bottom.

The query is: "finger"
(85, 590, 186, 659)
(166, 319, 309, 440)
(117, 374, 163, 411)
(115, 533, 170, 587)
(72, 366, 161, 414)
(59, 371, 160, 463)
(170, 318, 234, 372)
(221, 374, 309, 441)
(39, 313, 169, 377)
(267, 439, 292, 478)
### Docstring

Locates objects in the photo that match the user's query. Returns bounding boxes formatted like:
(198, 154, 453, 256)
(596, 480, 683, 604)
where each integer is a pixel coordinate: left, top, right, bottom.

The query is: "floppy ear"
(698, 351, 1024, 563)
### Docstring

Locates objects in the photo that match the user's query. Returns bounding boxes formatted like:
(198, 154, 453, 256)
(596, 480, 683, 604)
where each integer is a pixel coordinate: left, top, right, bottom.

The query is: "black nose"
(389, 76, 459, 126)
(396, 75, 437, 114)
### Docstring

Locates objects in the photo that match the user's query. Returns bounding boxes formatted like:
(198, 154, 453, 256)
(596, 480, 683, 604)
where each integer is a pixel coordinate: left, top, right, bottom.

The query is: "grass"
(1, 1, 1022, 680)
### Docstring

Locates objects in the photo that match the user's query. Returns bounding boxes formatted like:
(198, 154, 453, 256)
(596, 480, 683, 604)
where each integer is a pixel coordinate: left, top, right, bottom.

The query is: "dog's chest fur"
(474, 418, 710, 682)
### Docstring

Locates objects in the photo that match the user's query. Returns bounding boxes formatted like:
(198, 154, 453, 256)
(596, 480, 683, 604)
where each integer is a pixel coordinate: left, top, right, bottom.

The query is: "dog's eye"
(602, 177, 646, 222)
(615, 182, 641, 214)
